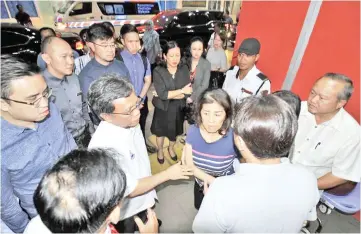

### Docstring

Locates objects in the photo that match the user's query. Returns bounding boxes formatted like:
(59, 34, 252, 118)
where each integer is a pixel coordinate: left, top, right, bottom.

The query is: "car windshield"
(153, 12, 178, 27)
(58, 1, 74, 14)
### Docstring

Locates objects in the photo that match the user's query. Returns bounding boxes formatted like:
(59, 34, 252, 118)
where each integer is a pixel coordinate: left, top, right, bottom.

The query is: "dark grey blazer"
(152, 65, 190, 111)
(190, 57, 211, 102)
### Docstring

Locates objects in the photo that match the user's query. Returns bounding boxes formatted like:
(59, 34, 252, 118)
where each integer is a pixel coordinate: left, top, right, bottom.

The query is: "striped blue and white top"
(186, 125, 236, 185)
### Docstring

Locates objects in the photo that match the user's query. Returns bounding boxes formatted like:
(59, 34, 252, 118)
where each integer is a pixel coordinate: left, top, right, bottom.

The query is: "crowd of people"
(1, 19, 360, 234)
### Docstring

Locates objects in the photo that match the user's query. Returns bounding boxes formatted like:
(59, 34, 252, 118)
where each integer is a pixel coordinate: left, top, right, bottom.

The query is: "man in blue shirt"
(0, 55, 77, 233)
(119, 24, 155, 153)
(79, 23, 130, 101)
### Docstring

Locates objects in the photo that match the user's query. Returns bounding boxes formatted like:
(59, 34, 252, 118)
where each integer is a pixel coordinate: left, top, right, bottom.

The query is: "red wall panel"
(291, 1, 360, 122)
(232, 1, 310, 91)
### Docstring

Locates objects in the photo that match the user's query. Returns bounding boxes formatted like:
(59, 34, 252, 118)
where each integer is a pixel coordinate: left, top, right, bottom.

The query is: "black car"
(1, 23, 85, 64)
(137, 10, 236, 50)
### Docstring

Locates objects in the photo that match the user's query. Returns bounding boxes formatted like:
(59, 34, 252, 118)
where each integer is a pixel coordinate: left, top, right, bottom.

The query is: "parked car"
(137, 10, 236, 51)
(1, 23, 85, 64)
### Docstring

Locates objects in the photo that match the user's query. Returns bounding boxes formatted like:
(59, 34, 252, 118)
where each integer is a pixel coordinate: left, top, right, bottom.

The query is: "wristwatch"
(138, 95, 145, 103)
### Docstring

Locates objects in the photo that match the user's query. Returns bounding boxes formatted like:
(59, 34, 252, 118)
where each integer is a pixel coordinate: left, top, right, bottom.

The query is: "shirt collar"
(43, 69, 68, 84)
(235, 65, 258, 80)
(301, 101, 343, 131)
(121, 49, 139, 59)
(92, 58, 114, 68)
(1, 117, 39, 136)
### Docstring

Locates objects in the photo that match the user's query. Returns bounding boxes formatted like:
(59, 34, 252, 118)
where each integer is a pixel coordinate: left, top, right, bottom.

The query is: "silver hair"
(87, 73, 133, 117)
(321, 72, 354, 101)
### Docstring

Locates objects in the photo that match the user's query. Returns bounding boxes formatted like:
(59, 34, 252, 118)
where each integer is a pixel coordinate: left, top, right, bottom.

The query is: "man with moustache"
(78, 23, 130, 101)
(222, 38, 270, 104)
(41, 36, 93, 148)
(290, 73, 360, 195)
(87, 74, 193, 233)
(1, 55, 76, 232)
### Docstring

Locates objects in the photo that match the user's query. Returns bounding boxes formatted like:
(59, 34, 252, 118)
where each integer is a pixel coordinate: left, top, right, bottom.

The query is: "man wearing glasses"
(41, 36, 93, 148)
(0, 55, 77, 233)
(78, 23, 130, 102)
(87, 74, 193, 233)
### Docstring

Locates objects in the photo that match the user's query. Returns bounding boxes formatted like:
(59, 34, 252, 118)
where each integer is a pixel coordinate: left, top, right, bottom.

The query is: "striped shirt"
(186, 125, 236, 185)
(74, 52, 92, 75)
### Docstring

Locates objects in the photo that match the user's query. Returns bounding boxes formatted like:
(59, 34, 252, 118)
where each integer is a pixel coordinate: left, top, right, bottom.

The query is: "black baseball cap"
(238, 38, 261, 55)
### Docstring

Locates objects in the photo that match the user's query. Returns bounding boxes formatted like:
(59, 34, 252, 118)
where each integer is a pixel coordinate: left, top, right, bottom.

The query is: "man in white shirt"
(290, 73, 360, 195)
(193, 95, 319, 233)
(87, 74, 193, 233)
(222, 38, 270, 104)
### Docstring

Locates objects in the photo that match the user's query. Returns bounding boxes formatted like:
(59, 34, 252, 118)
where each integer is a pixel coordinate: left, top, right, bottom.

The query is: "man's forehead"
(95, 38, 114, 44)
(314, 78, 344, 94)
(10, 74, 45, 96)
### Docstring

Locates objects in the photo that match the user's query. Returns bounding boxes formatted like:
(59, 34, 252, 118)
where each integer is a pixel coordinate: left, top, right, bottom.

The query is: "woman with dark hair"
(151, 41, 192, 164)
(183, 88, 236, 209)
(206, 32, 228, 88)
(180, 37, 212, 143)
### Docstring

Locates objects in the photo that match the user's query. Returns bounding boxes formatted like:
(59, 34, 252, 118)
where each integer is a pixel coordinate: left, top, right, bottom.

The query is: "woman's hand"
(181, 83, 193, 95)
(152, 90, 158, 97)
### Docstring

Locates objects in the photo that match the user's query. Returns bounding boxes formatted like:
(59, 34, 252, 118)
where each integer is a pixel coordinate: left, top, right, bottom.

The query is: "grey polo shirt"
(43, 70, 90, 138)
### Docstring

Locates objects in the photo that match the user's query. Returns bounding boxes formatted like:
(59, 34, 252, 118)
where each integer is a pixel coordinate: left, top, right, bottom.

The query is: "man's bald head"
(41, 36, 71, 54)
(41, 37, 75, 77)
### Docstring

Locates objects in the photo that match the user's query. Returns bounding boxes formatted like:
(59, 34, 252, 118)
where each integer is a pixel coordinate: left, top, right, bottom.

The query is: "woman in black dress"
(151, 41, 192, 164)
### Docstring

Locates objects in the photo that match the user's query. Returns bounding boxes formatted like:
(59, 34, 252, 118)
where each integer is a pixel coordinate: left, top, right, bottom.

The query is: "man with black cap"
(222, 38, 270, 104)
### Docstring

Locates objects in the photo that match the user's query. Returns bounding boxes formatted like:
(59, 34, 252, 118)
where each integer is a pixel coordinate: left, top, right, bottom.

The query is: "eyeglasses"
(112, 100, 142, 116)
(91, 42, 116, 49)
(1, 87, 52, 108)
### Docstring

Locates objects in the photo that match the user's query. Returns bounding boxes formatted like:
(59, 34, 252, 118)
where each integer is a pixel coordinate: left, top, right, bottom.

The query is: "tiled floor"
(144, 49, 360, 233)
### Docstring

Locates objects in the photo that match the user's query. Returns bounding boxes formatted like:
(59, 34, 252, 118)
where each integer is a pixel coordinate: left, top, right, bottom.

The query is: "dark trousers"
(114, 209, 148, 233)
(74, 125, 91, 149)
(194, 182, 204, 210)
(140, 97, 149, 141)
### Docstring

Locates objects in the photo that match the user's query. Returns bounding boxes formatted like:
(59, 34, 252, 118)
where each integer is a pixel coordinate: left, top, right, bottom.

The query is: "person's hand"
(166, 162, 193, 180)
(203, 177, 215, 195)
(181, 83, 192, 95)
(134, 208, 159, 234)
(137, 97, 144, 109)
(181, 149, 186, 165)
(203, 180, 209, 195)
(186, 97, 193, 104)
(152, 90, 158, 97)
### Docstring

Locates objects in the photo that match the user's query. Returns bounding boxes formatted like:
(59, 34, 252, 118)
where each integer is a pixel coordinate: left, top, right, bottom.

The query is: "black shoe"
(146, 143, 157, 154)
(157, 219, 162, 227)
(168, 147, 178, 161)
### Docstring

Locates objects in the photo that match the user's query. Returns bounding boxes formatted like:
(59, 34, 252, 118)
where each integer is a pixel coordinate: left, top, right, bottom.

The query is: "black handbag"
(183, 102, 195, 125)
(209, 71, 226, 89)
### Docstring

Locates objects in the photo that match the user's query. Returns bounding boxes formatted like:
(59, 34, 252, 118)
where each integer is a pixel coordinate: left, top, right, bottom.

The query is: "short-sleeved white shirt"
(192, 158, 320, 233)
(290, 102, 360, 182)
(88, 121, 157, 220)
(222, 65, 270, 104)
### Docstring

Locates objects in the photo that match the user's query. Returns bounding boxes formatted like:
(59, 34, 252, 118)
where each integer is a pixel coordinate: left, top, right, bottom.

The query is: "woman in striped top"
(183, 88, 236, 209)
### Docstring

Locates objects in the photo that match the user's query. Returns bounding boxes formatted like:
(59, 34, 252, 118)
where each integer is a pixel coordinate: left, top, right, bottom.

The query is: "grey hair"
(1, 55, 40, 101)
(87, 73, 133, 117)
(321, 72, 354, 101)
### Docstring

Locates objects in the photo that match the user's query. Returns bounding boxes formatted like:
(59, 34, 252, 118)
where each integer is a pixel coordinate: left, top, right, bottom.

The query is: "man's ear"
(100, 113, 110, 122)
(234, 133, 246, 152)
(0, 99, 10, 112)
(42, 53, 51, 65)
(336, 99, 347, 109)
(255, 54, 260, 62)
(88, 42, 95, 53)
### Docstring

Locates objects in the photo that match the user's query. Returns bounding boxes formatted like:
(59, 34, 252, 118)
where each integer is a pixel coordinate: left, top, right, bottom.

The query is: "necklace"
(168, 68, 177, 79)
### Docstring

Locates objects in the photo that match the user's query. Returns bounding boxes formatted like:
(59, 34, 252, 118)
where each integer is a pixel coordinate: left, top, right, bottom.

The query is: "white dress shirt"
(88, 121, 157, 220)
(222, 65, 270, 104)
(290, 102, 360, 182)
